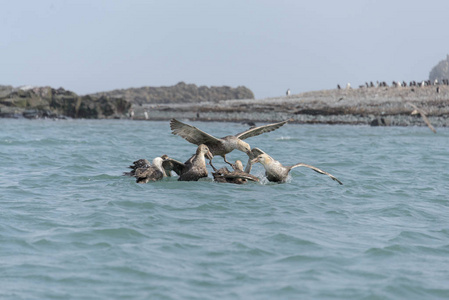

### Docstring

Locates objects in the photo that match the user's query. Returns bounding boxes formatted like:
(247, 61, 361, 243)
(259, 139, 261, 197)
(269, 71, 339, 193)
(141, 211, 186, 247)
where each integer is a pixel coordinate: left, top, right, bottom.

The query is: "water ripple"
(2, 120, 449, 299)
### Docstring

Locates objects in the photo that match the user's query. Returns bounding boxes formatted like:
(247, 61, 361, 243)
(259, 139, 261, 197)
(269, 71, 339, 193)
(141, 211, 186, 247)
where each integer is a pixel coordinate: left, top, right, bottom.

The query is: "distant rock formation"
(89, 82, 255, 105)
(0, 82, 255, 119)
(429, 55, 449, 82)
(0, 85, 130, 119)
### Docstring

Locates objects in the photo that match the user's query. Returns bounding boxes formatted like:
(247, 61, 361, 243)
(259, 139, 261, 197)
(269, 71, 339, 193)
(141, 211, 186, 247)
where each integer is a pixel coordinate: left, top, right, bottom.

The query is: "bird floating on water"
(212, 160, 259, 184)
(125, 157, 165, 183)
(250, 148, 343, 185)
(162, 144, 214, 181)
(125, 120, 343, 185)
(124, 158, 151, 177)
(170, 118, 289, 165)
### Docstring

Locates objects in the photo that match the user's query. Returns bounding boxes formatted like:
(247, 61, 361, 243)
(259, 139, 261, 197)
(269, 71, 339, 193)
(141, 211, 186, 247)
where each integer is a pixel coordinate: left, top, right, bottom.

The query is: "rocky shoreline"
(0, 86, 130, 119)
(2, 84, 448, 129)
(133, 85, 449, 128)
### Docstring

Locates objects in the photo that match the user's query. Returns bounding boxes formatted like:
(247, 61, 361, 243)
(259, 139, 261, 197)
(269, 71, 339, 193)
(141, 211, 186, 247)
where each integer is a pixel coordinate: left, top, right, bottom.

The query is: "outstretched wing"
(170, 119, 223, 146)
(289, 163, 343, 185)
(162, 156, 186, 176)
(406, 102, 419, 111)
(419, 113, 437, 133)
(235, 120, 289, 140)
(406, 103, 436, 133)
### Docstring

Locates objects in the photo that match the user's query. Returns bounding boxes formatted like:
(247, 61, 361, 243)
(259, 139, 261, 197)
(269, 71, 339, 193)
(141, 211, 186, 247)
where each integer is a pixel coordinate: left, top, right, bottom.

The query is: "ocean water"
(1, 119, 449, 299)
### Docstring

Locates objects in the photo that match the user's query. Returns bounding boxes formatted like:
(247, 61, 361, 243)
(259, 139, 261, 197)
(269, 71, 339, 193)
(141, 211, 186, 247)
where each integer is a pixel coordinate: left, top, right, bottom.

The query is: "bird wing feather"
(170, 119, 223, 145)
(224, 171, 259, 182)
(289, 163, 343, 185)
(135, 167, 155, 178)
(406, 102, 436, 133)
(235, 120, 289, 140)
(162, 157, 186, 176)
(420, 113, 437, 133)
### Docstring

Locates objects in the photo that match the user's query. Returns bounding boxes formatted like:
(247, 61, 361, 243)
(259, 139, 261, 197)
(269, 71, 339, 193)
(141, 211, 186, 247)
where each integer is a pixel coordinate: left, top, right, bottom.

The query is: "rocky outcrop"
(2, 82, 448, 129)
(0, 86, 131, 119)
(0, 82, 254, 119)
(132, 84, 449, 128)
(89, 82, 255, 105)
(429, 55, 449, 82)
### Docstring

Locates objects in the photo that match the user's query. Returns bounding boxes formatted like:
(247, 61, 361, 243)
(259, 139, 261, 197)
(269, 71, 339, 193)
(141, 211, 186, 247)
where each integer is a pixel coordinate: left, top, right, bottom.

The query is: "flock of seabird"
(124, 119, 343, 185)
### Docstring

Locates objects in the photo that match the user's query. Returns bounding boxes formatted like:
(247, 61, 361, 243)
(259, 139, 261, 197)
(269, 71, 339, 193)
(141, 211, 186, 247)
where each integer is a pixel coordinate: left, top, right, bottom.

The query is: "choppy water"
(1, 119, 449, 299)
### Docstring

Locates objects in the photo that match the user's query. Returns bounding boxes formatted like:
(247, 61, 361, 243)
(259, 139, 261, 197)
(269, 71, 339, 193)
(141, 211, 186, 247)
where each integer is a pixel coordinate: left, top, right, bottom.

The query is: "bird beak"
(250, 157, 259, 164)
(246, 150, 253, 158)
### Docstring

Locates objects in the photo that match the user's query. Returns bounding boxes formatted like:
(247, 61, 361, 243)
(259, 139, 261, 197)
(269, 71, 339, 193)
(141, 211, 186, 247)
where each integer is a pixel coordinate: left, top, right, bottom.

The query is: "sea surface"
(1, 119, 449, 299)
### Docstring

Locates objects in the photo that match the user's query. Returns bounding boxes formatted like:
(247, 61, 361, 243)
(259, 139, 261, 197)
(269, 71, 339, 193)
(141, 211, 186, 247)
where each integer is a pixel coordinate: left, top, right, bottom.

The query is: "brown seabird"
(406, 102, 436, 133)
(124, 158, 151, 177)
(170, 118, 289, 165)
(162, 144, 214, 181)
(131, 157, 165, 183)
(250, 150, 342, 185)
(212, 160, 259, 184)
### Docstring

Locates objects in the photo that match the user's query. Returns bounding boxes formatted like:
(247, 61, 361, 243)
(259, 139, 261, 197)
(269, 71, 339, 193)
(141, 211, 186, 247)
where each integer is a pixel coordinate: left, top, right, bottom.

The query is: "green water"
(1, 119, 448, 299)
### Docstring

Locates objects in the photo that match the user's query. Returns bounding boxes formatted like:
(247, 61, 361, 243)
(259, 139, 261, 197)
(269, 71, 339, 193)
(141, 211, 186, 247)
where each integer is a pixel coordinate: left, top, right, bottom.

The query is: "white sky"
(1, 0, 449, 98)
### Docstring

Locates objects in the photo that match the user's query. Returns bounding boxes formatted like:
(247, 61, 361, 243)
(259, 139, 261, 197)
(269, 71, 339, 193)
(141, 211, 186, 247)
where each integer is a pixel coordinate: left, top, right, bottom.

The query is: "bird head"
(237, 140, 252, 156)
(198, 144, 214, 160)
(250, 153, 271, 166)
(234, 160, 244, 172)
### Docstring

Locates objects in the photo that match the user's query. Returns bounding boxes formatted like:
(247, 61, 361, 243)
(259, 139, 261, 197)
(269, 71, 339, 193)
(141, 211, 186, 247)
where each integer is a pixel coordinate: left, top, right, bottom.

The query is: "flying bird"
(170, 118, 289, 165)
(406, 102, 436, 133)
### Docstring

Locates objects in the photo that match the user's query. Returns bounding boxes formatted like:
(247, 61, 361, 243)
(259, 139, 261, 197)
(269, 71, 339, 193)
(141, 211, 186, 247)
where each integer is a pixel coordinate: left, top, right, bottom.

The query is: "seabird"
(406, 102, 436, 133)
(250, 149, 342, 185)
(170, 118, 289, 165)
(124, 158, 151, 177)
(129, 157, 165, 183)
(162, 144, 214, 181)
(160, 154, 182, 177)
(212, 160, 259, 184)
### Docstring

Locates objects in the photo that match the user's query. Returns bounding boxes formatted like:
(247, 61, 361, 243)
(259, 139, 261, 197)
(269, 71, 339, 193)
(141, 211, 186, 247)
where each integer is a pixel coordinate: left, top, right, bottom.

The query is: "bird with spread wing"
(170, 118, 289, 166)
(406, 102, 436, 133)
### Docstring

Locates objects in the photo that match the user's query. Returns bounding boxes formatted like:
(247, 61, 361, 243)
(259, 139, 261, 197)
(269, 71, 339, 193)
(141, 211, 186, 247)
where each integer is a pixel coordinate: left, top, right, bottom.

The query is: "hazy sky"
(2, 0, 449, 98)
